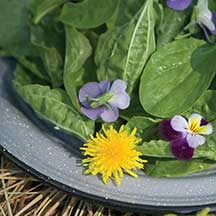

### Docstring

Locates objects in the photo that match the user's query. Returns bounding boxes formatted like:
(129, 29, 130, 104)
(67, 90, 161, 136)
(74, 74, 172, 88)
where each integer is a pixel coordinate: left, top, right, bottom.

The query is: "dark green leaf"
(63, 26, 92, 111)
(139, 38, 216, 118)
(0, 0, 33, 55)
(59, 0, 119, 29)
(31, 0, 68, 24)
(17, 56, 50, 82)
(30, 21, 65, 88)
(145, 159, 213, 177)
(106, 0, 146, 29)
(96, 0, 158, 95)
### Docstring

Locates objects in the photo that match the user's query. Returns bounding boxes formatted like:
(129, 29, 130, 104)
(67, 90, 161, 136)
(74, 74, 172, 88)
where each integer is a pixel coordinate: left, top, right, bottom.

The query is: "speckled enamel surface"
(1, 58, 216, 208)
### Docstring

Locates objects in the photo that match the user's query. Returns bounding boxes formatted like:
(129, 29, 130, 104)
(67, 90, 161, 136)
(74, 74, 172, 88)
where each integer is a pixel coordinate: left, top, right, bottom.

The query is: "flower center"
(89, 93, 113, 108)
(188, 121, 200, 133)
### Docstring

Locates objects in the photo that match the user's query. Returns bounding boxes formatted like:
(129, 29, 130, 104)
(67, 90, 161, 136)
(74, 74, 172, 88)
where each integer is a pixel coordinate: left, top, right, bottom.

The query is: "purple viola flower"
(79, 79, 130, 123)
(166, 0, 216, 41)
(160, 113, 213, 160)
(197, 0, 216, 41)
(166, 0, 193, 11)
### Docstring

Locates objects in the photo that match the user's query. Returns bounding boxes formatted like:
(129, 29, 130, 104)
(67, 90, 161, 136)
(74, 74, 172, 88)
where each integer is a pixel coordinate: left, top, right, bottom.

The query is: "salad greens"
(2, 0, 216, 179)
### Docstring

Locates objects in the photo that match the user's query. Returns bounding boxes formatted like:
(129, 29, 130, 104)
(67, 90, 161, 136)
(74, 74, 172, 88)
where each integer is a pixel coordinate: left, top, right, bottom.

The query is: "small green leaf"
(145, 159, 213, 177)
(126, 116, 160, 141)
(139, 38, 216, 118)
(63, 26, 92, 112)
(137, 139, 173, 158)
(59, 0, 119, 29)
(96, 0, 158, 95)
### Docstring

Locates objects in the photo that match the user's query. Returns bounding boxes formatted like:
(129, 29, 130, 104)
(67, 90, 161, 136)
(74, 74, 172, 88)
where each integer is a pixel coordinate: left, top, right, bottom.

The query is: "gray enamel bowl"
(1, 58, 216, 214)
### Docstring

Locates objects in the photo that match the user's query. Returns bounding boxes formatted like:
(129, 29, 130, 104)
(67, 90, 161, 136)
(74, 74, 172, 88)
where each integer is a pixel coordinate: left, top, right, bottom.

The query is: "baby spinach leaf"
(0, 0, 33, 56)
(59, 0, 119, 29)
(137, 140, 173, 158)
(157, 8, 187, 48)
(145, 159, 213, 177)
(126, 116, 160, 141)
(106, 0, 146, 29)
(139, 38, 216, 118)
(14, 84, 94, 141)
(63, 26, 92, 112)
(96, 0, 158, 95)
(31, 0, 68, 24)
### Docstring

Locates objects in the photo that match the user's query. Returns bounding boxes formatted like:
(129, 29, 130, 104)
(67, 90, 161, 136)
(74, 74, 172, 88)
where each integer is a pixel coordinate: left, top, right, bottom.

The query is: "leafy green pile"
(1, 0, 216, 177)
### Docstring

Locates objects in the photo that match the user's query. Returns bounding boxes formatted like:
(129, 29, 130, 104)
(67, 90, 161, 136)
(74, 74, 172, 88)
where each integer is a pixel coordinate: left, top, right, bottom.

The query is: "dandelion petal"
(186, 133, 206, 148)
(166, 0, 192, 11)
(171, 138, 194, 160)
(108, 91, 130, 109)
(81, 106, 105, 120)
(100, 106, 119, 122)
(171, 115, 188, 132)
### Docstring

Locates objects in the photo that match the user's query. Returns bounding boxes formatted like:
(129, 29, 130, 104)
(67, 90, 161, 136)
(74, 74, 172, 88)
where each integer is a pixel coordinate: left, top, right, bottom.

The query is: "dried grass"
(0, 154, 215, 216)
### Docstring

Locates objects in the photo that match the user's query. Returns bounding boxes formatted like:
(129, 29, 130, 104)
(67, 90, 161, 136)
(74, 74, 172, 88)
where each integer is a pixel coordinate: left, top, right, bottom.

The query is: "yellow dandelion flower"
(80, 125, 147, 185)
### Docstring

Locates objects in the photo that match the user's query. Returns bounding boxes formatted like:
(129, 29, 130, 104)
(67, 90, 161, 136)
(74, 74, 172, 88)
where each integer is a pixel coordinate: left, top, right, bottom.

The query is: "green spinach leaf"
(0, 0, 33, 55)
(59, 0, 119, 29)
(14, 83, 94, 141)
(30, 21, 64, 88)
(126, 116, 160, 141)
(157, 8, 187, 48)
(137, 140, 173, 158)
(96, 0, 158, 95)
(145, 159, 213, 177)
(31, 0, 68, 24)
(139, 38, 216, 118)
(63, 26, 92, 112)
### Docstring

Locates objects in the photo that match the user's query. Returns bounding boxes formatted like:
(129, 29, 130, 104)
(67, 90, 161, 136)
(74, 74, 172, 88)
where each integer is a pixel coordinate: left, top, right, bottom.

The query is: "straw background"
(0, 154, 215, 216)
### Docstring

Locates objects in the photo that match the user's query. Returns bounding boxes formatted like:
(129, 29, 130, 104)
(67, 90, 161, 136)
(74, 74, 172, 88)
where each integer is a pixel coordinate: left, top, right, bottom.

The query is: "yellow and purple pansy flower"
(160, 113, 213, 160)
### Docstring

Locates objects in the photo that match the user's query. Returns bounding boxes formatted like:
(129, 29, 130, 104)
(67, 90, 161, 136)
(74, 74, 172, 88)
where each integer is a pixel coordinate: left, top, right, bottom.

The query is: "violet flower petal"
(211, 12, 216, 35)
(159, 120, 184, 141)
(200, 24, 212, 42)
(200, 118, 208, 126)
(79, 82, 102, 107)
(166, 0, 192, 11)
(108, 91, 130, 109)
(99, 80, 110, 93)
(186, 133, 206, 148)
(170, 115, 188, 132)
(109, 79, 127, 92)
(171, 137, 194, 160)
(100, 106, 119, 123)
(81, 106, 105, 120)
